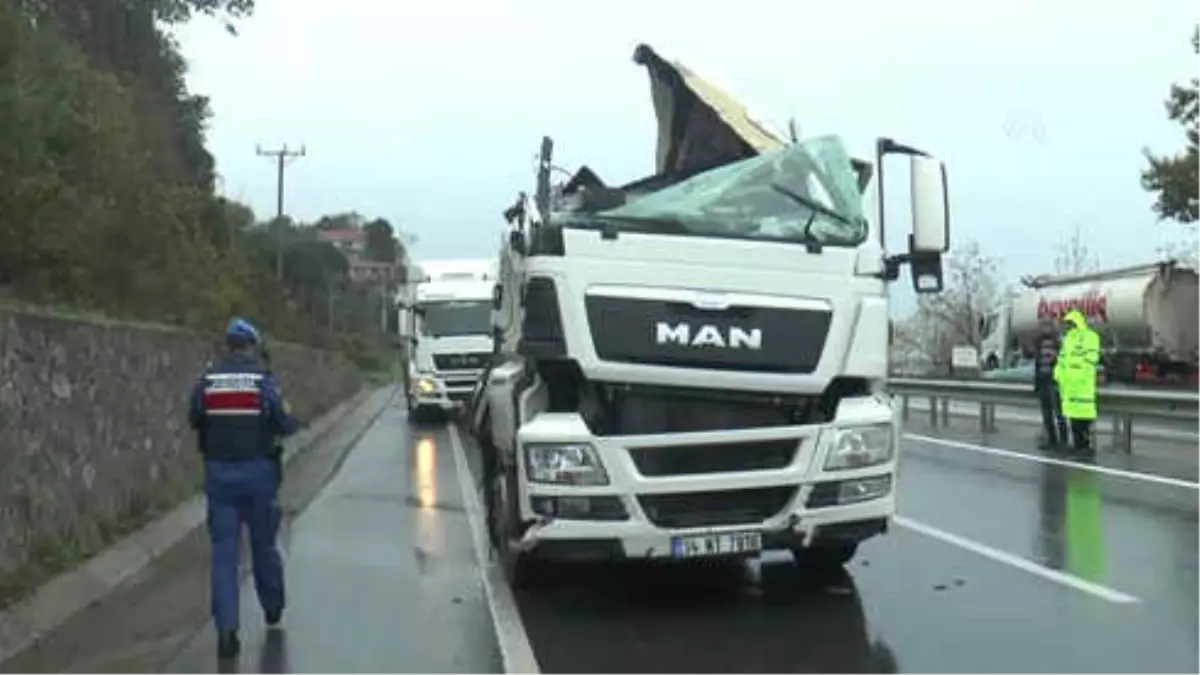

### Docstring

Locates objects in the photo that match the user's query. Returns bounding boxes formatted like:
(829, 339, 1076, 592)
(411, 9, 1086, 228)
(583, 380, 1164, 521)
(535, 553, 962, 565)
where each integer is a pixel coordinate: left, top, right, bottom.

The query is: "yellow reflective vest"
(1053, 309, 1101, 421)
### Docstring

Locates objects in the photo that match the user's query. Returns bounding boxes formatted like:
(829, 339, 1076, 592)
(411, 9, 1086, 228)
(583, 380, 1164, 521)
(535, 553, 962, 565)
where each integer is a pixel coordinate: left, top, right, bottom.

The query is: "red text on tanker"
(1036, 292, 1108, 322)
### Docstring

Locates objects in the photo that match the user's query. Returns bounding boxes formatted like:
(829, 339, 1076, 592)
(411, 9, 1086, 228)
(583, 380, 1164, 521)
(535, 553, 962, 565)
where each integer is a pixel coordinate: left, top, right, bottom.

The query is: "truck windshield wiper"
(768, 183, 854, 226)
(767, 183, 830, 254)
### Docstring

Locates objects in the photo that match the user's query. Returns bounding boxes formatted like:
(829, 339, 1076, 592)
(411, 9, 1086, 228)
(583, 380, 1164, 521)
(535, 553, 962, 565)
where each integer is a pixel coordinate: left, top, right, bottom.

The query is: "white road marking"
(904, 433, 1199, 491)
(447, 424, 541, 675)
(893, 515, 1141, 605)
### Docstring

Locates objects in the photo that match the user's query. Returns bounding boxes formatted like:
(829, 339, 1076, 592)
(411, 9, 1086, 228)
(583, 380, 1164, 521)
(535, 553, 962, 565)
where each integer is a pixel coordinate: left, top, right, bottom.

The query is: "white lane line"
(893, 515, 1140, 605)
(447, 424, 542, 675)
(904, 433, 1200, 491)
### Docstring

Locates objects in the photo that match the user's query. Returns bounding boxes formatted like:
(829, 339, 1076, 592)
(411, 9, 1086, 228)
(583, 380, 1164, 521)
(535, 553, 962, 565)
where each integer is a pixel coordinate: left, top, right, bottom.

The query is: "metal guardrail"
(888, 378, 1199, 453)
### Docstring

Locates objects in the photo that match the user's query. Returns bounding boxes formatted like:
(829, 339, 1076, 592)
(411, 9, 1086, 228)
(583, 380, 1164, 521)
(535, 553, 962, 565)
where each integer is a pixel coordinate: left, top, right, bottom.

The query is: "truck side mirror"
(908, 248, 944, 294)
(909, 155, 949, 253)
(908, 155, 949, 294)
(492, 283, 503, 309)
(509, 230, 527, 255)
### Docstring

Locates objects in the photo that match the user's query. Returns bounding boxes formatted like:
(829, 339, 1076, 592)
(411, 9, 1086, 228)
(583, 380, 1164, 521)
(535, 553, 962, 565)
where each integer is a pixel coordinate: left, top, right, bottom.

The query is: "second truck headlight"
(822, 424, 894, 471)
(525, 443, 609, 486)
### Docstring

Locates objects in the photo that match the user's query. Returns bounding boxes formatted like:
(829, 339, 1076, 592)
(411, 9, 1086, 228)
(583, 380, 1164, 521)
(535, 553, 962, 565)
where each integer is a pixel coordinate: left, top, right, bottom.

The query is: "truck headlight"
(822, 424, 894, 471)
(525, 443, 609, 486)
(417, 377, 437, 393)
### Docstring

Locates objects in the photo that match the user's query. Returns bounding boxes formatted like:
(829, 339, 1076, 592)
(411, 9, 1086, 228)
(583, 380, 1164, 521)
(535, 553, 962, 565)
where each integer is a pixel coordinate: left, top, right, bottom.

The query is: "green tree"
(0, 0, 402, 355)
(1142, 26, 1199, 224)
(364, 218, 398, 263)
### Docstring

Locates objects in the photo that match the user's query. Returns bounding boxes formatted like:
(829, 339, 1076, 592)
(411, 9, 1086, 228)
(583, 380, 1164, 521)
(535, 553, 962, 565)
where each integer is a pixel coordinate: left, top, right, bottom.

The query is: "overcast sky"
(174, 0, 1198, 301)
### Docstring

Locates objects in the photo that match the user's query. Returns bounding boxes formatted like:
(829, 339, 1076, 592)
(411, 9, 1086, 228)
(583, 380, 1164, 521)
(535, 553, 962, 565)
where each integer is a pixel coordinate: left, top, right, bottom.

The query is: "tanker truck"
(979, 260, 1199, 384)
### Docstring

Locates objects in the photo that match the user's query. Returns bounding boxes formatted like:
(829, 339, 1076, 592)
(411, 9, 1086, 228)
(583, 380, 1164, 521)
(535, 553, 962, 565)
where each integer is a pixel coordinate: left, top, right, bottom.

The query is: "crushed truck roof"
(561, 44, 872, 196)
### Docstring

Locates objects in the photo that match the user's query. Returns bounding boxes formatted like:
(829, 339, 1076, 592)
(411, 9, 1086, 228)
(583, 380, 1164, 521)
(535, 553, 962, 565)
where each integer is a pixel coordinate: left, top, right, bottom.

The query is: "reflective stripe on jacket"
(188, 353, 297, 460)
(1053, 309, 1100, 421)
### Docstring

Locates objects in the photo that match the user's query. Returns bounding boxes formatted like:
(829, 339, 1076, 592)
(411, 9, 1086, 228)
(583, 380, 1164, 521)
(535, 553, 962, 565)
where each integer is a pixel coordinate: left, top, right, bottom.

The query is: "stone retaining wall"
(0, 307, 361, 586)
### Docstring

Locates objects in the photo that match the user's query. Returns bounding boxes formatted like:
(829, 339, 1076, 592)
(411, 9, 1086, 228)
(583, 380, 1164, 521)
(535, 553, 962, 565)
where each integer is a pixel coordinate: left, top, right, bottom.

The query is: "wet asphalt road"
(165, 397, 1198, 673)
(167, 399, 501, 673)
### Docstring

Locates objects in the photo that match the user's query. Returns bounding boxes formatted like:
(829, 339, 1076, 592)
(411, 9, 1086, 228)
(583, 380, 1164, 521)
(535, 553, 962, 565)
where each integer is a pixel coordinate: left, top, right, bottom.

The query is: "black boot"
(217, 630, 240, 659)
(266, 608, 283, 626)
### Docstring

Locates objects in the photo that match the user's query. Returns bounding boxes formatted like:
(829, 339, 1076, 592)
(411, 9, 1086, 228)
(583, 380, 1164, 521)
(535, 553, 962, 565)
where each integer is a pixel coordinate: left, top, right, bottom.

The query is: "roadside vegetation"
(0, 0, 404, 365)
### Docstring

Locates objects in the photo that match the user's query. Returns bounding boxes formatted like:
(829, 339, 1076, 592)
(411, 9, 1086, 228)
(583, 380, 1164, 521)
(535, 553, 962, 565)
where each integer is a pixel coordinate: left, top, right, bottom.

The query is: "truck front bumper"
(412, 371, 481, 410)
(517, 496, 893, 562)
(511, 397, 898, 562)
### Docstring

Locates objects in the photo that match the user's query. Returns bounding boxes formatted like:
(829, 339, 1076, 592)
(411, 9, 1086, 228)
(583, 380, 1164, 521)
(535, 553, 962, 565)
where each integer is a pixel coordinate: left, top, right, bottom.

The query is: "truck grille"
(629, 439, 799, 477)
(580, 383, 823, 436)
(433, 352, 490, 371)
(584, 295, 831, 374)
(637, 486, 796, 528)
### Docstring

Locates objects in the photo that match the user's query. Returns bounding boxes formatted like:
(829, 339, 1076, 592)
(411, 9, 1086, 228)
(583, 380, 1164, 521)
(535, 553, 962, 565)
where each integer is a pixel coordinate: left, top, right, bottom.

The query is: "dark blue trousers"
(204, 457, 285, 632)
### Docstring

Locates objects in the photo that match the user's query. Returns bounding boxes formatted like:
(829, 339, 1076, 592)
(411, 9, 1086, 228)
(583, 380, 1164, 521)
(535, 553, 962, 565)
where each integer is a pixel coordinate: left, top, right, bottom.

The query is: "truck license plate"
(670, 531, 762, 558)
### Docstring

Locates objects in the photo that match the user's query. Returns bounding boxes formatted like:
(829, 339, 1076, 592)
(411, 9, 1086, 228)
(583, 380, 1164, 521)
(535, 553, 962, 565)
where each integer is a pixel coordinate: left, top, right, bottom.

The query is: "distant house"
(317, 226, 405, 286)
(349, 260, 397, 285)
(316, 228, 367, 263)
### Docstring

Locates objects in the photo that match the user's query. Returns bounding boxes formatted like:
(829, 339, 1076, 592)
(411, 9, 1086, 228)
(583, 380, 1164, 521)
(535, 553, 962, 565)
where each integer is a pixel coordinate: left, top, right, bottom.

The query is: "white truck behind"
(980, 260, 1199, 383)
(468, 44, 953, 587)
(401, 258, 498, 422)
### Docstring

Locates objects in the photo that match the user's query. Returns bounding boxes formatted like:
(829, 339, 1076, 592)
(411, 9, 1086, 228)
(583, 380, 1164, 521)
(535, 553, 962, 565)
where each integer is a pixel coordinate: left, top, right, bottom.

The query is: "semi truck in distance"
(400, 258, 498, 423)
(466, 43, 954, 587)
(979, 260, 1199, 384)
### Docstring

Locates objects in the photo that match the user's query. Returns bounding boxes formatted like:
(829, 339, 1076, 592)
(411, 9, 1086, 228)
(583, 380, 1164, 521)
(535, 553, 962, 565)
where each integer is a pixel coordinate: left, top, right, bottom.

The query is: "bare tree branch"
(898, 240, 1004, 370)
(1053, 222, 1100, 274)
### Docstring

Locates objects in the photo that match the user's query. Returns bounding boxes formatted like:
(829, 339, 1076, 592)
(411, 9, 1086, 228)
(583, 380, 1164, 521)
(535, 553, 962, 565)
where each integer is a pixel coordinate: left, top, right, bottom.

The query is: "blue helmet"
(225, 317, 261, 345)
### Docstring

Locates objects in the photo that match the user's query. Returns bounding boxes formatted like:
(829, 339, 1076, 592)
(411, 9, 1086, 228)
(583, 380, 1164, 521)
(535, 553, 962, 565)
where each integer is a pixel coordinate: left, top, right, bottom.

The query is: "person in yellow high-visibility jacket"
(1053, 308, 1101, 456)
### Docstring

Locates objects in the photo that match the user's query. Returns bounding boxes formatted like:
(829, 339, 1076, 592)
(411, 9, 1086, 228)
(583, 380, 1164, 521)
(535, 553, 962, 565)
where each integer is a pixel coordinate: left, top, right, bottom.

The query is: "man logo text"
(654, 322, 763, 350)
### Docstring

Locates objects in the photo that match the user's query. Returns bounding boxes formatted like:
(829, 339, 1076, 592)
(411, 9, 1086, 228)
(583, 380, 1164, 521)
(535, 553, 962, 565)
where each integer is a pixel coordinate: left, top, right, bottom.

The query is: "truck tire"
(485, 446, 541, 590)
(407, 400, 440, 426)
(792, 542, 858, 575)
(1111, 353, 1138, 384)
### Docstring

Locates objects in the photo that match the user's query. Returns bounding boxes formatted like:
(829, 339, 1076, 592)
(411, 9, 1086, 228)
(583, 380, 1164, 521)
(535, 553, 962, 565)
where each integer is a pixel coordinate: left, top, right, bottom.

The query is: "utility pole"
(380, 274, 394, 335)
(256, 143, 306, 279)
(326, 276, 336, 332)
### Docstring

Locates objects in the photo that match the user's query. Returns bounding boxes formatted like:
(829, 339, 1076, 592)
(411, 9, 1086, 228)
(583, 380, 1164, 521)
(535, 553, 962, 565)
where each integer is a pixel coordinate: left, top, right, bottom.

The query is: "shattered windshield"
(578, 135, 868, 247)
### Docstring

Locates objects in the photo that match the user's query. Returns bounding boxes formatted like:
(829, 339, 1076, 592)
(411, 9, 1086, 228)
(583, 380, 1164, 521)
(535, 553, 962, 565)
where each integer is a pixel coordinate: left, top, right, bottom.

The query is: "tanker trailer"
(980, 260, 1199, 384)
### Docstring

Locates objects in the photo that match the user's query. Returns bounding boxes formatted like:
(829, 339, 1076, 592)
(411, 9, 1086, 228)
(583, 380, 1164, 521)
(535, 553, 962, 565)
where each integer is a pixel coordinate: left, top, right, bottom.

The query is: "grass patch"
(0, 471, 202, 612)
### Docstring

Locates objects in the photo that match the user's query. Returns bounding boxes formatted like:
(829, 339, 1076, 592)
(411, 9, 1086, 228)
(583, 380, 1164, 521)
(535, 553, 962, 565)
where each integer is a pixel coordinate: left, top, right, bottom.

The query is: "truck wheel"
(408, 403, 439, 426)
(792, 542, 858, 575)
(1111, 354, 1138, 384)
(487, 458, 540, 590)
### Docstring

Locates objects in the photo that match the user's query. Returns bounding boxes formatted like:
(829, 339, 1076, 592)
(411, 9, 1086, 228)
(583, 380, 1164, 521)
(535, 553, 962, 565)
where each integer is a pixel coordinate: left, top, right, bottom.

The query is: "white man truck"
(402, 258, 498, 423)
(468, 44, 953, 586)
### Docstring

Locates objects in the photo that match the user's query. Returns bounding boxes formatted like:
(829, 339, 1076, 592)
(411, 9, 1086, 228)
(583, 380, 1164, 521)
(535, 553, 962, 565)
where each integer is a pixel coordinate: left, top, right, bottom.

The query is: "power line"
(255, 143, 306, 279)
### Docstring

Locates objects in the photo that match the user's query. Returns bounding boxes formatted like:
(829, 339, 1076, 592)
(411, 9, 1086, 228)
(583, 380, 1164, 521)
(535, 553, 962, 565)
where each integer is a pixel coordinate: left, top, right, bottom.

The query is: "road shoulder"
(0, 385, 396, 673)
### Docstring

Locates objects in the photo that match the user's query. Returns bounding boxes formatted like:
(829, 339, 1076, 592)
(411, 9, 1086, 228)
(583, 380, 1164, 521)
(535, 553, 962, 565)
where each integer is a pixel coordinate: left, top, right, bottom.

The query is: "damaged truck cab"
(468, 44, 952, 586)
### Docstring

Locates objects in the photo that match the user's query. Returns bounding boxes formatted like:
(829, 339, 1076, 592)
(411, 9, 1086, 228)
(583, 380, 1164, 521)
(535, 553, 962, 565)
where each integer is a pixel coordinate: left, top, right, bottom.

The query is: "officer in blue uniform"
(189, 318, 296, 660)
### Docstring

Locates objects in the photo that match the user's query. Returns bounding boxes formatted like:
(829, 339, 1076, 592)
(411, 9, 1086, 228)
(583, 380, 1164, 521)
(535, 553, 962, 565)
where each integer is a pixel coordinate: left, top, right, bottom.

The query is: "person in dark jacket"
(189, 318, 296, 660)
(1033, 318, 1069, 450)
